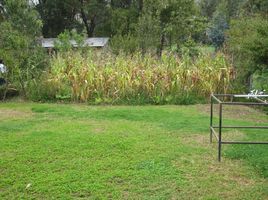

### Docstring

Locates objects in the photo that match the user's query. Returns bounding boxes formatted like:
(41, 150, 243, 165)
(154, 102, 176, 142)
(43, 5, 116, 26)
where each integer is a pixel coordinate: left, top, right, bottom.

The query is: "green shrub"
(110, 34, 139, 55)
(54, 30, 86, 53)
(26, 76, 58, 102)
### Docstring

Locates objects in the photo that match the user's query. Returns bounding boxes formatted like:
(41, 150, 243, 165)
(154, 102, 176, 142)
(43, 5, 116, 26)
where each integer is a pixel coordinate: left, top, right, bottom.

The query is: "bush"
(226, 15, 268, 90)
(26, 76, 60, 102)
(110, 34, 139, 55)
(54, 30, 86, 52)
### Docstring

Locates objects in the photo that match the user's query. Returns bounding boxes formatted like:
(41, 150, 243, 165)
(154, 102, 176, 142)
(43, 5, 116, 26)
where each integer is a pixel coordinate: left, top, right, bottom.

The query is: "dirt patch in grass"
(0, 109, 33, 120)
(222, 129, 246, 141)
(197, 104, 268, 123)
(181, 134, 209, 148)
(77, 120, 108, 134)
(181, 130, 245, 149)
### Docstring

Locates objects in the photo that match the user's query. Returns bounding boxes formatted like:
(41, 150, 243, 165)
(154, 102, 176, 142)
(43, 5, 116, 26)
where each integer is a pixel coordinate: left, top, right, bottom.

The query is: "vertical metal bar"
(218, 103, 223, 162)
(210, 95, 213, 143)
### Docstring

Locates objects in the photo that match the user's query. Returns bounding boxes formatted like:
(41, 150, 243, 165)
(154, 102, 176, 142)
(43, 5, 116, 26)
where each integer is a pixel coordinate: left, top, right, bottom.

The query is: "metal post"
(218, 103, 223, 162)
(210, 95, 213, 143)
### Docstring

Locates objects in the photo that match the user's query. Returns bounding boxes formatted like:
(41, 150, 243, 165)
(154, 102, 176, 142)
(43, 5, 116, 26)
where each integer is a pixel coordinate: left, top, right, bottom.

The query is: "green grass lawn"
(0, 102, 267, 199)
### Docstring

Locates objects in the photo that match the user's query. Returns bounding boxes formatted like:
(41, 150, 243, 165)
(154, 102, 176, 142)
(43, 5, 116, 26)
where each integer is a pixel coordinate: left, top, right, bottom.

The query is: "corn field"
(36, 51, 233, 104)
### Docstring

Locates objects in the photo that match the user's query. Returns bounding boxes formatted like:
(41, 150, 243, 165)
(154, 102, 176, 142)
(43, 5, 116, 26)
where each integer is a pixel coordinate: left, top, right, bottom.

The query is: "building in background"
(41, 37, 109, 48)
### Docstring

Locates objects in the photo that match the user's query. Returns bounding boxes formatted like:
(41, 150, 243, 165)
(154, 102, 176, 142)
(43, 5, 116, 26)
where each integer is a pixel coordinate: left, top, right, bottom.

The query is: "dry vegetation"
(29, 51, 233, 104)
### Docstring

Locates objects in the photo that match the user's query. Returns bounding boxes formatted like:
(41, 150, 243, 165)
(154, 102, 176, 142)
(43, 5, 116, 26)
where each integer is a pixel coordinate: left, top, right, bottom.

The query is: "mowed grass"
(0, 102, 267, 199)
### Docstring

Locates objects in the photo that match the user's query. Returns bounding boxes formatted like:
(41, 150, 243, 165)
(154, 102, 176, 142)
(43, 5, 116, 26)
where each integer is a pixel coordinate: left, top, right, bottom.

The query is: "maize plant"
(45, 51, 234, 104)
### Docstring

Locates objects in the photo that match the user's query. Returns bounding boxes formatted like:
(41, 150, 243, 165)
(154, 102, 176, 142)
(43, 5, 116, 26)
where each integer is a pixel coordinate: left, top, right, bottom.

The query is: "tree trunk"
(245, 73, 253, 92)
(79, 0, 96, 37)
(138, 0, 143, 12)
(110, 0, 114, 7)
(88, 16, 96, 37)
(157, 33, 165, 57)
(126, 0, 132, 7)
(80, 8, 96, 37)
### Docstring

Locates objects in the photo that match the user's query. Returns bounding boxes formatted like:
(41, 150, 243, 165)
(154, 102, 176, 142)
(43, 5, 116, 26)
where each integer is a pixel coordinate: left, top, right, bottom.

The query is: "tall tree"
(199, 0, 220, 19)
(1, 0, 42, 37)
(78, 0, 110, 37)
(241, 0, 268, 14)
(224, 0, 268, 89)
(36, 0, 78, 37)
(137, 0, 202, 56)
(35, 0, 111, 38)
(207, 0, 229, 49)
(0, 2, 5, 22)
(0, 0, 46, 96)
(226, 16, 268, 89)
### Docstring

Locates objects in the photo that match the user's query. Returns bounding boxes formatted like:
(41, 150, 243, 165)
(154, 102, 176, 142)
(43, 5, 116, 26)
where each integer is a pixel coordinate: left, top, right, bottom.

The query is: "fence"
(210, 94, 268, 161)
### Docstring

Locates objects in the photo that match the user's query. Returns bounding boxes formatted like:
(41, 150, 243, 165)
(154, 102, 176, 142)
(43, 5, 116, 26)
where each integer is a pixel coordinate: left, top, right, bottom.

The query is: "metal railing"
(210, 94, 268, 161)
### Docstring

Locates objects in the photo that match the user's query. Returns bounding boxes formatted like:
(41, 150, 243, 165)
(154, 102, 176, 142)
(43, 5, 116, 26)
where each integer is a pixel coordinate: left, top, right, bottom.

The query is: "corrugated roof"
(41, 37, 109, 48)
(85, 38, 109, 47)
(41, 38, 55, 48)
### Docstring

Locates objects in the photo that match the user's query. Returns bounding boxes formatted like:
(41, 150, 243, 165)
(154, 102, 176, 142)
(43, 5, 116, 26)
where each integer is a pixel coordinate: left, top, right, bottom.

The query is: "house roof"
(41, 37, 109, 48)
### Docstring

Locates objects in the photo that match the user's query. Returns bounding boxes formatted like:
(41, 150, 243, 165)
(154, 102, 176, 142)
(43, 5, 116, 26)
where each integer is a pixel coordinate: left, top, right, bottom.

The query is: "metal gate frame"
(210, 94, 268, 161)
